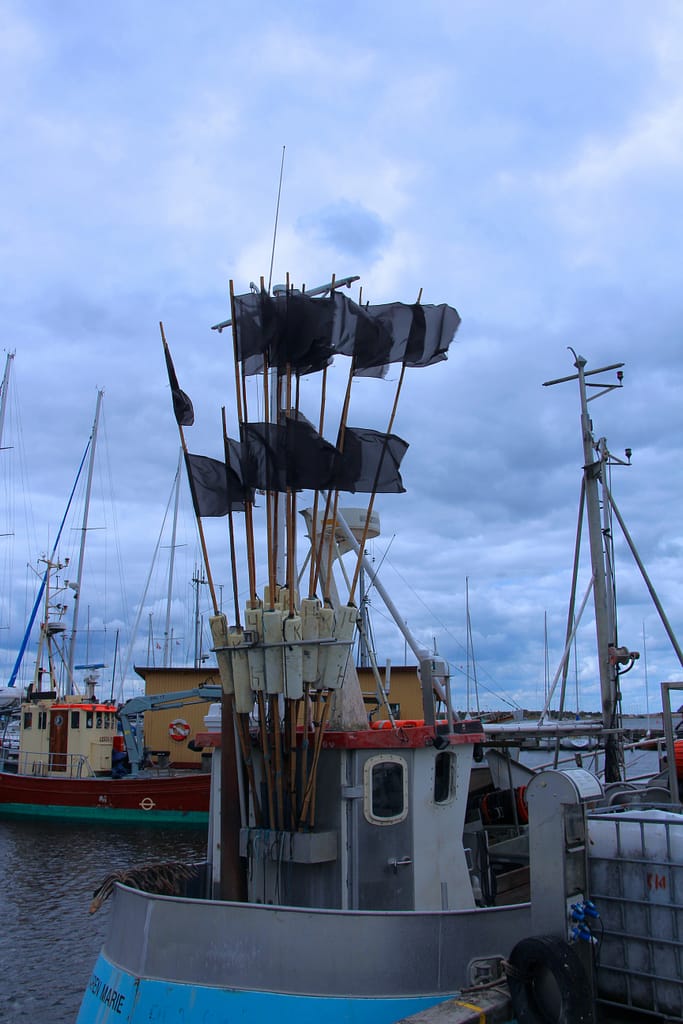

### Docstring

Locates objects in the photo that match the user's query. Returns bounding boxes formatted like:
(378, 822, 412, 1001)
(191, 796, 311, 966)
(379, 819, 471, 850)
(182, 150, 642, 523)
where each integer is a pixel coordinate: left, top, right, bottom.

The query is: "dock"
(398, 986, 513, 1024)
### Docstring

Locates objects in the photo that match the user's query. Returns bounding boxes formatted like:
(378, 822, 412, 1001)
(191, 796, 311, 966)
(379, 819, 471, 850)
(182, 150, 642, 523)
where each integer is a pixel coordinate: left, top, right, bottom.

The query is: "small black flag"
(186, 452, 248, 516)
(163, 341, 195, 427)
(334, 427, 408, 493)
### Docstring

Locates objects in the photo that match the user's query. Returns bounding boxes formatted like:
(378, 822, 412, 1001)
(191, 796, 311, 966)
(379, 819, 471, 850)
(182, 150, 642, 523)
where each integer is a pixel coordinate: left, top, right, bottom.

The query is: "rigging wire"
(267, 145, 286, 294)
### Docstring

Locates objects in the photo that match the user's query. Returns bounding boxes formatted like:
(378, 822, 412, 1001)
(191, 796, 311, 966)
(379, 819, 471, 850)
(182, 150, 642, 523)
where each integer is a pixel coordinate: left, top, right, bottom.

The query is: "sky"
(1, 0, 683, 715)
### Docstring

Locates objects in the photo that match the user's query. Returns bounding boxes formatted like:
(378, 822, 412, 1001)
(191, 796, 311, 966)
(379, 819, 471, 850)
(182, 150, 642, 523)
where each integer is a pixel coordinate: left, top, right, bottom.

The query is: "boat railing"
(17, 750, 97, 779)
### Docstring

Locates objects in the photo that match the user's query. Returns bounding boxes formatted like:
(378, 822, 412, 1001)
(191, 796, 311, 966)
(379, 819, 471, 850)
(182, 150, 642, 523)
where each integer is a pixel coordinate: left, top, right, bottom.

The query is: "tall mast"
(544, 353, 625, 782)
(0, 352, 15, 451)
(67, 389, 104, 686)
(164, 448, 183, 667)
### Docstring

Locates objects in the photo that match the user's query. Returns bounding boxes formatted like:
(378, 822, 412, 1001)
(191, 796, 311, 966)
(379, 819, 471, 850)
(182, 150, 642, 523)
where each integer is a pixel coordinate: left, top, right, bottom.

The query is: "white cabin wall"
(411, 745, 476, 911)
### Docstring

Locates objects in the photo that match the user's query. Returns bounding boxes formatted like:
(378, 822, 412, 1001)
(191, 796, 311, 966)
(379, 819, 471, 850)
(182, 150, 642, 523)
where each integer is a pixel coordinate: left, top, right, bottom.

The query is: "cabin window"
(86, 712, 93, 729)
(38, 711, 47, 730)
(433, 751, 454, 804)
(71, 711, 80, 729)
(96, 713, 103, 729)
(363, 754, 408, 825)
(23, 711, 32, 729)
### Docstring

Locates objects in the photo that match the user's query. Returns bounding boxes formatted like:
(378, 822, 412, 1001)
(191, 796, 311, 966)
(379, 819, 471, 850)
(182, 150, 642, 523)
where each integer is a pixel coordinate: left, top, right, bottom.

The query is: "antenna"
(267, 146, 286, 294)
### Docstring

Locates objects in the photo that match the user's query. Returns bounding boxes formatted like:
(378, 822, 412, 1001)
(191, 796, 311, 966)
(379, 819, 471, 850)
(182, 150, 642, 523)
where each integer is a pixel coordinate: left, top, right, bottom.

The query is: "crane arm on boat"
(118, 684, 221, 774)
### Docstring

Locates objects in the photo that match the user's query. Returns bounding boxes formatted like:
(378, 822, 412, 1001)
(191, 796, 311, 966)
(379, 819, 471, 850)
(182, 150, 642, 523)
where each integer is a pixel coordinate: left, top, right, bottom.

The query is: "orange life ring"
(169, 718, 191, 742)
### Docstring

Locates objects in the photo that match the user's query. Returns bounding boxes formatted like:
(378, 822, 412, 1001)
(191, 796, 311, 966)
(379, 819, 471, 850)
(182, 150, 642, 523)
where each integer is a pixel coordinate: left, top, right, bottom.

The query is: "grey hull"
(105, 884, 531, 997)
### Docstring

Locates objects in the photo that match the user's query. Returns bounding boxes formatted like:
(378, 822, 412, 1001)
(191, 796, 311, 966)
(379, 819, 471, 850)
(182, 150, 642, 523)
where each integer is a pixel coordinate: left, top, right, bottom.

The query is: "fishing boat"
(76, 283, 683, 1023)
(0, 393, 213, 825)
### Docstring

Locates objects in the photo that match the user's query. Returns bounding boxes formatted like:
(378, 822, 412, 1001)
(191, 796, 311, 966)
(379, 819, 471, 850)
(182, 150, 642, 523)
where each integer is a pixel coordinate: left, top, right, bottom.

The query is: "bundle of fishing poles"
(161, 273, 460, 832)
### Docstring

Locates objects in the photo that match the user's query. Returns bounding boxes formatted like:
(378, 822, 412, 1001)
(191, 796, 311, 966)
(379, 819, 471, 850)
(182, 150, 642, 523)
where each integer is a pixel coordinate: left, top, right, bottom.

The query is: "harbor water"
(0, 818, 207, 1023)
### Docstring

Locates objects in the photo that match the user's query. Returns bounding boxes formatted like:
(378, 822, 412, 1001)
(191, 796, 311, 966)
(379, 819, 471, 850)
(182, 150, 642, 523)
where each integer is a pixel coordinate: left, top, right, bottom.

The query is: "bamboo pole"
(160, 320, 244, 899)
(298, 691, 331, 828)
(228, 280, 258, 603)
(160, 322, 220, 615)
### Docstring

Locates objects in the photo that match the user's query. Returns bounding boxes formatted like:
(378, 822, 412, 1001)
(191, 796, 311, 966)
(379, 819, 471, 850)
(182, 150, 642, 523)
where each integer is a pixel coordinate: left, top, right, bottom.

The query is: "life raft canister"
(507, 934, 593, 1023)
(168, 718, 191, 742)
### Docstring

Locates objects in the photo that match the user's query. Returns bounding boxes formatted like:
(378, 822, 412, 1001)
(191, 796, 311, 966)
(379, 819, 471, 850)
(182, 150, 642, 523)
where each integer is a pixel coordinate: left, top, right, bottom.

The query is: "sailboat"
(0, 392, 214, 824)
(76, 284, 683, 1023)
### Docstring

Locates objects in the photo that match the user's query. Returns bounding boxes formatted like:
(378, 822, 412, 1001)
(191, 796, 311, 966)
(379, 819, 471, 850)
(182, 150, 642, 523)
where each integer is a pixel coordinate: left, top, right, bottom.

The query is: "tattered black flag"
(403, 303, 461, 367)
(163, 341, 195, 427)
(231, 288, 460, 379)
(240, 422, 288, 492)
(334, 427, 408, 493)
(186, 450, 249, 516)
(285, 415, 339, 490)
(233, 291, 336, 377)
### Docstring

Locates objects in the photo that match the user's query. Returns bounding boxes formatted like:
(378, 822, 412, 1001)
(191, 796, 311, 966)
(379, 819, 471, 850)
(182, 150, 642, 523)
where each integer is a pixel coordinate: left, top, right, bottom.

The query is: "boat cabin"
(18, 692, 120, 777)
(205, 720, 485, 913)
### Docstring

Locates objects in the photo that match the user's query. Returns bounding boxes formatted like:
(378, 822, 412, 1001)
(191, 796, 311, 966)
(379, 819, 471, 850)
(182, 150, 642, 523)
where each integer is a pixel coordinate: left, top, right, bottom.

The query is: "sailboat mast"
(0, 352, 15, 451)
(67, 389, 104, 686)
(164, 449, 182, 667)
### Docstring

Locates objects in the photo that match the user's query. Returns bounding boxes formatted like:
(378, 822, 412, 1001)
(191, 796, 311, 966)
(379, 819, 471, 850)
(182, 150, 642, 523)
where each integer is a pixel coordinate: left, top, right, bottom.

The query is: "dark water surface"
(0, 818, 207, 1024)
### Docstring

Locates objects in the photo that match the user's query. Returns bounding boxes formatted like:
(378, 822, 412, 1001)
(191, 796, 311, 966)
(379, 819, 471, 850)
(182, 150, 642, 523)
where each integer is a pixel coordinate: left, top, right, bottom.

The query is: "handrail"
(17, 750, 96, 779)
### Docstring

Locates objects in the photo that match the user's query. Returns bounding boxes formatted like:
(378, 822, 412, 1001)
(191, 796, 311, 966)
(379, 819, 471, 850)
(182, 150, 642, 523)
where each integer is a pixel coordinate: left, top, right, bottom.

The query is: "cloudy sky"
(2, 0, 683, 715)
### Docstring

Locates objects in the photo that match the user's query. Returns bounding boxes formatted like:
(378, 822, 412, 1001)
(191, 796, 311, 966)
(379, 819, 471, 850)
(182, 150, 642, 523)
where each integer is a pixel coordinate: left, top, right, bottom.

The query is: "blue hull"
(78, 953, 463, 1024)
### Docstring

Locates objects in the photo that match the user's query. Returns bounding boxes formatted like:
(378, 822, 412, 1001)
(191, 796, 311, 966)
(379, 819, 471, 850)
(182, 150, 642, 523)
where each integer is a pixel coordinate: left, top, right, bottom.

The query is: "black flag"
(233, 291, 336, 377)
(334, 427, 408, 493)
(186, 452, 249, 516)
(163, 340, 195, 427)
(285, 415, 339, 490)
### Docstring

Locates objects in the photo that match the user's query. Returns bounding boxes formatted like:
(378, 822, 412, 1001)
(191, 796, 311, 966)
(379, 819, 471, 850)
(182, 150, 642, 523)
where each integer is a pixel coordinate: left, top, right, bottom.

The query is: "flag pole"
(348, 360, 407, 605)
(230, 278, 277, 827)
(160, 320, 245, 899)
(221, 406, 242, 628)
(159, 322, 219, 615)
(228, 279, 258, 604)
(346, 287, 420, 604)
(306, 363, 328, 599)
(321, 354, 355, 604)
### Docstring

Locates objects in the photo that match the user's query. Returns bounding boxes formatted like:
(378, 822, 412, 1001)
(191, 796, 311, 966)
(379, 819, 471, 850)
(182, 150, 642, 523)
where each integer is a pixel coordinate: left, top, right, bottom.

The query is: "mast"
(544, 353, 625, 782)
(164, 448, 183, 667)
(67, 389, 104, 687)
(0, 352, 15, 451)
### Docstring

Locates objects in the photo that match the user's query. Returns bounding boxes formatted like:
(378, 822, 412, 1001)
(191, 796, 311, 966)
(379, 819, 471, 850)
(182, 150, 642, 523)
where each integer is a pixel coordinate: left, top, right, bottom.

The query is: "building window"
(363, 754, 408, 825)
(433, 751, 454, 804)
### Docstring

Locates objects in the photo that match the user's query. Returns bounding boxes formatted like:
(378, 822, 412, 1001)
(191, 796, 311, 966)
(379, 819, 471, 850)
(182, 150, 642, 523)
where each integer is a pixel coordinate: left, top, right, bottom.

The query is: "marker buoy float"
(370, 719, 425, 730)
(674, 739, 683, 781)
(168, 718, 191, 742)
(507, 934, 593, 1023)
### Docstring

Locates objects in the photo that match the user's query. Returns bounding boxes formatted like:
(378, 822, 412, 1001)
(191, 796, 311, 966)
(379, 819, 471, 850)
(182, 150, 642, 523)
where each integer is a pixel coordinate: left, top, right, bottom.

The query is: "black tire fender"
(507, 934, 594, 1023)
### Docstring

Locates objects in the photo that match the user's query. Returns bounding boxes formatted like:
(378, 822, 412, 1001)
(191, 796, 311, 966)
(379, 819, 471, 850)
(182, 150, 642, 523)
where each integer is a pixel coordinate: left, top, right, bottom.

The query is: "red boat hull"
(0, 768, 210, 824)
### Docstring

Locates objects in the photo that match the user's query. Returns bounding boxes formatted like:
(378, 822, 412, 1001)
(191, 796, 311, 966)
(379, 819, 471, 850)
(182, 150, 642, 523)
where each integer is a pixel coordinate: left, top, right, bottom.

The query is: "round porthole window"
(54, 714, 64, 727)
